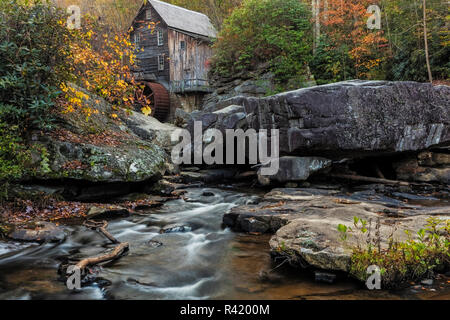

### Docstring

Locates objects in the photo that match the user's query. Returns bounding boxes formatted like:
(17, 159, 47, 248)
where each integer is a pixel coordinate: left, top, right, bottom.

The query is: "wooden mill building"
(130, 0, 217, 120)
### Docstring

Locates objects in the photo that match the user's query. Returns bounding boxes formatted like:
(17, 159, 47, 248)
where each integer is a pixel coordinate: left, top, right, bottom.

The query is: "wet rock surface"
(160, 223, 192, 234)
(85, 206, 130, 220)
(224, 186, 450, 272)
(8, 222, 66, 243)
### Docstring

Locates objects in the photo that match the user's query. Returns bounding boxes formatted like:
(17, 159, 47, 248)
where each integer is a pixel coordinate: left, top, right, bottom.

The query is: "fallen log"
(75, 242, 129, 270)
(330, 173, 410, 186)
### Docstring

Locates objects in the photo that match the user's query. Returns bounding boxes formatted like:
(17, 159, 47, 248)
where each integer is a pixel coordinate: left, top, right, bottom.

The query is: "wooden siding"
(131, 7, 170, 85)
(167, 29, 213, 92)
(131, 2, 215, 92)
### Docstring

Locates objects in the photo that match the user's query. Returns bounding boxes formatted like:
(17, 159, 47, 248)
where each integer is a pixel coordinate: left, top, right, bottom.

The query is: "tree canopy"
(211, 0, 312, 91)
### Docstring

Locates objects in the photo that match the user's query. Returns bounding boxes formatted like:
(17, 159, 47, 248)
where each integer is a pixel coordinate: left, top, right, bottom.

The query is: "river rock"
(418, 151, 450, 167)
(224, 188, 450, 272)
(160, 224, 192, 234)
(174, 108, 194, 127)
(257, 156, 332, 185)
(394, 152, 450, 184)
(147, 179, 176, 195)
(8, 222, 66, 243)
(199, 81, 450, 158)
(86, 206, 130, 220)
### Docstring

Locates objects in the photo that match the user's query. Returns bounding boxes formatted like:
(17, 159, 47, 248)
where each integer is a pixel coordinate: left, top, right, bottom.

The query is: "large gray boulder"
(29, 85, 168, 183)
(124, 111, 179, 152)
(33, 138, 167, 183)
(201, 81, 450, 158)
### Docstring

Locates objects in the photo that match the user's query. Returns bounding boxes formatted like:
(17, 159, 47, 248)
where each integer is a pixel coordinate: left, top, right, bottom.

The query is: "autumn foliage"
(317, 0, 388, 79)
(60, 15, 153, 120)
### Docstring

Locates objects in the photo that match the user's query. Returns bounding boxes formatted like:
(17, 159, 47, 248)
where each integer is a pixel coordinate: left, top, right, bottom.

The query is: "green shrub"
(309, 36, 356, 85)
(0, 122, 33, 199)
(338, 217, 450, 289)
(0, 0, 72, 130)
(210, 0, 312, 92)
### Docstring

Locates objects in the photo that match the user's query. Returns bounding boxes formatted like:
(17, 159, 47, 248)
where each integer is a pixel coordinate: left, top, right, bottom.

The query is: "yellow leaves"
(141, 107, 152, 117)
(74, 90, 89, 101)
(86, 30, 94, 39)
(63, 20, 143, 122)
(60, 83, 68, 93)
(116, 79, 126, 88)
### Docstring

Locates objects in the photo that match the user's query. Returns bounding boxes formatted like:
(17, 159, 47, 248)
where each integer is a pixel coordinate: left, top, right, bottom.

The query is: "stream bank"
(0, 187, 448, 300)
(0, 80, 448, 298)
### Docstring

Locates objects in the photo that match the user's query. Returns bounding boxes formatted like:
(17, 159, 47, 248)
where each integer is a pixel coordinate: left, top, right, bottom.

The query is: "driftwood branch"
(74, 220, 129, 272)
(76, 242, 129, 270)
(330, 174, 410, 186)
(84, 220, 119, 244)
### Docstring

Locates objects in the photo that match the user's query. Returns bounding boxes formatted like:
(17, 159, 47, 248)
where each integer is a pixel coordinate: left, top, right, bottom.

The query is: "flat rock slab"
(86, 206, 130, 220)
(224, 188, 450, 272)
(8, 222, 66, 243)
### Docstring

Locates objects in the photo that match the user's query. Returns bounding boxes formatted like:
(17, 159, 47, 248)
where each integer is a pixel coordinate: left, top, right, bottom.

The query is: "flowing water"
(0, 188, 448, 300)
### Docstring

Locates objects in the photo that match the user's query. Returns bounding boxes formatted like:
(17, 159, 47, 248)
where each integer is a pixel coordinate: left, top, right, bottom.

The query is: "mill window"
(158, 55, 165, 71)
(157, 30, 164, 46)
(134, 33, 140, 49)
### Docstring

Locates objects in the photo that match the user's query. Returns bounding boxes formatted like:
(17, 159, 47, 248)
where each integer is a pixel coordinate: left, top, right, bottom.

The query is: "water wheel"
(139, 82, 170, 122)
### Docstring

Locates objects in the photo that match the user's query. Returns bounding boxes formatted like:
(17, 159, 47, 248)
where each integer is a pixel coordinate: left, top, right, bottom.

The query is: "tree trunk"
(312, 0, 321, 55)
(423, 0, 433, 83)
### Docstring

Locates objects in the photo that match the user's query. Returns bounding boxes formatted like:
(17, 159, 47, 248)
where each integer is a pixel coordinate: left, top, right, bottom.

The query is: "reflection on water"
(0, 188, 448, 300)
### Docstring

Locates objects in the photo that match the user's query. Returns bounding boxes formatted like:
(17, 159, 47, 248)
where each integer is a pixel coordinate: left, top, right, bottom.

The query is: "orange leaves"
(50, 127, 128, 148)
(319, 0, 388, 78)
